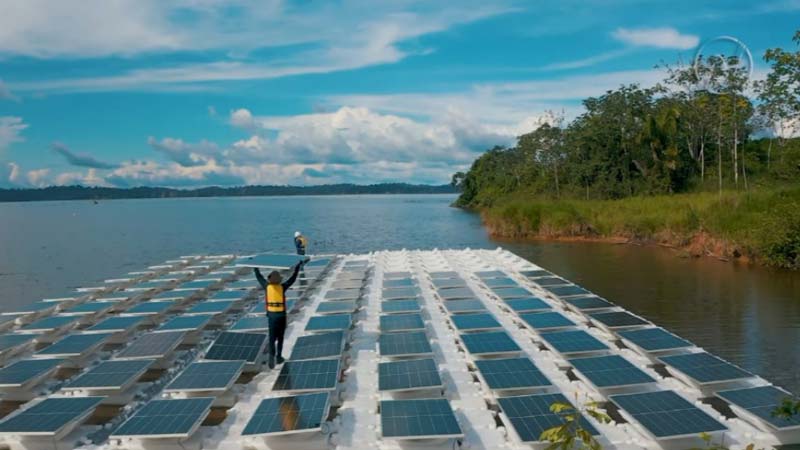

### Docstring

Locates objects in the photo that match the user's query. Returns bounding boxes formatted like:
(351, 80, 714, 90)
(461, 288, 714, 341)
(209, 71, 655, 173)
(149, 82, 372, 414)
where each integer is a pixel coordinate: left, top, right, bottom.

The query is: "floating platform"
(0, 248, 796, 450)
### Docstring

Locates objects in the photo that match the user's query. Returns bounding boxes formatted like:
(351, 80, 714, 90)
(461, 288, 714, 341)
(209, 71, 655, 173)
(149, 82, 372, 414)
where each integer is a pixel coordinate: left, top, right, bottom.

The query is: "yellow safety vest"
(265, 284, 286, 313)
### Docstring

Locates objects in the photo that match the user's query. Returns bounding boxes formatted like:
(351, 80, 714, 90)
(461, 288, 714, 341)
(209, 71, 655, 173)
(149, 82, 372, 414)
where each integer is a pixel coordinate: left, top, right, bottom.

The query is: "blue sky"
(0, 0, 798, 188)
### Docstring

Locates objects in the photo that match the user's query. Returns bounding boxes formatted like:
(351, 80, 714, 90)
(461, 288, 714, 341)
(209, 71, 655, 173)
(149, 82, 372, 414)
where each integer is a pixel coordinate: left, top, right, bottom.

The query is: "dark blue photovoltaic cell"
(21, 315, 78, 331)
(493, 287, 533, 299)
(504, 298, 551, 312)
(290, 331, 345, 361)
(11, 301, 57, 314)
(569, 355, 655, 388)
(432, 278, 466, 289)
(205, 332, 266, 362)
(547, 285, 592, 297)
(326, 289, 361, 300)
(381, 299, 420, 313)
(379, 331, 432, 357)
(659, 352, 753, 384)
(0, 358, 63, 387)
(384, 278, 415, 288)
(520, 269, 552, 278)
(166, 361, 245, 391)
(185, 300, 234, 315)
(383, 287, 419, 299)
(475, 270, 506, 279)
(306, 314, 352, 332)
(484, 277, 519, 288)
(65, 359, 154, 389)
(175, 280, 217, 290)
(444, 299, 486, 313)
(539, 330, 608, 354)
(0, 397, 104, 434)
(610, 391, 727, 438)
(61, 302, 113, 315)
(0, 333, 39, 352)
(475, 358, 551, 390)
(590, 311, 649, 328)
(381, 399, 462, 438)
(564, 296, 615, 310)
(230, 316, 270, 332)
(451, 313, 501, 331)
(498, 394, 598, 442)
(123, 301, 175, 315)
(437, 287, 474, 299)
(317, 301, 357, 314)
(619, 328, 693, 352)
(380, 313, 425, 332)
(112, 398, 214, 437)
(533, 276, 569, 286)
(520, 312, 575, 330)
(384, 271, 411, 279)
(150, 291, 187, 301)
(461, 331, 520, 355)
(209, 290, 246, 301)
(429, 271, 460, 279)
(117, 331, 185, 359)
(157, 314, 214, 332)
(242, 392, 329, 436)
(379, 358, 441, 391)
(87, 315, 146, 332)
(273, 359, 340, 391)
(717, 386, 800, 429)
(36, 333, 111, 357)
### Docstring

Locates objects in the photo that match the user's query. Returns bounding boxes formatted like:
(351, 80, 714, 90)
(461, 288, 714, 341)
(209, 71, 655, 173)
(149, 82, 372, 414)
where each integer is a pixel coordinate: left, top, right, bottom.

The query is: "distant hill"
(0, 183, 457, 202)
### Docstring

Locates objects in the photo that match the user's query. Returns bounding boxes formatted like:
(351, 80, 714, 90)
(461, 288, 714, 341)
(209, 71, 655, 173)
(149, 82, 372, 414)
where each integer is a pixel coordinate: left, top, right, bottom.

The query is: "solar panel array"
(610, 390, 727, 438)
(205, 331, 266, 363)
(166, 360, 245, 392)
(380, 398, 462, 439)
(569, 355, 655, 388)
(272, 359, 340, 392)
(379, 358, 442, 392)
(474, 357, 551, 390)
(660, 352, 754, 384)
(113, 397, 214, 438)
(498, 393, 598, 442)
(64, 359, 153, 390)
(0, 396, 104, 435)
(242, 392, 329, 436)
(717, 386, 800, 430)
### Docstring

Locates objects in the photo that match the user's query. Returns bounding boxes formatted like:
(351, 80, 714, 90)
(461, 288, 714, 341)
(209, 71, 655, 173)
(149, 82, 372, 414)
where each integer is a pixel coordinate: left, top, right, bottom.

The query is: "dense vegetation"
(0, 183, 455, 202)
(454, 31, 800, 269)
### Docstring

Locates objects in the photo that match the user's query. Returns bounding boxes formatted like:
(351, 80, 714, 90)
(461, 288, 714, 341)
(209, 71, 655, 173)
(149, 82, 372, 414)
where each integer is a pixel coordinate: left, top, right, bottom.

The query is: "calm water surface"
(1, 194, 798, 392)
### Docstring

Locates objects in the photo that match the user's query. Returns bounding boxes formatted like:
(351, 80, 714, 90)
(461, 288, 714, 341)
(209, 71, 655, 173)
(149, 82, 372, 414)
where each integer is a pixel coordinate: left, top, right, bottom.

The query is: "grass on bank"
(481, 187, 800, 269)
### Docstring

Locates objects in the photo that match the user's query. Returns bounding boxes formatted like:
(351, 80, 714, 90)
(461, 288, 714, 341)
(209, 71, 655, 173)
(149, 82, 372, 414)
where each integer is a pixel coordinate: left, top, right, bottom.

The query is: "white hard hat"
(294, 231, 301, 237)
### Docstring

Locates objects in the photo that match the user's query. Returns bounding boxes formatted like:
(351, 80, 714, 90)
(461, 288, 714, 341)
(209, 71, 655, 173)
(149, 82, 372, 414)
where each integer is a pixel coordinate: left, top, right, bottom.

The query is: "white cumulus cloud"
(612, 27, 699, 50)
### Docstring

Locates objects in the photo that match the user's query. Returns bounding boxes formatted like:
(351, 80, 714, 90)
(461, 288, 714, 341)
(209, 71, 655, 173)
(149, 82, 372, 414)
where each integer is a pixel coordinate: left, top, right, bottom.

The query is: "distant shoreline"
(0, 183, 457, 203)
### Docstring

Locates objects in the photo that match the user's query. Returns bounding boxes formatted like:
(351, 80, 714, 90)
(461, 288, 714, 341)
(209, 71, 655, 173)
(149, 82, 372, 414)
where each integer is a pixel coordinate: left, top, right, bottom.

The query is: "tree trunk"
(553, 165, 560, 198)
(733, 126, 739, 188)
(717, 121, 723, 198)
(700, 139, 705, 181)
(767, 138, 773, 171)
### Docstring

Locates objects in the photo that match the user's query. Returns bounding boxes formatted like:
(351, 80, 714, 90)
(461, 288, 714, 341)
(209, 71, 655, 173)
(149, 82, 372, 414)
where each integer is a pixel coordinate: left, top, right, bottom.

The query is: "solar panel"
(547, 285, 592, 297)
(610, 390, 727, 438)
(384, 278, 415, 288)
(564, 296, 615, 310)
(123, 301, 176, 315)
(717, 386, 800, 430)
(230, 316, 270, 332)
(165, 360, 245, 392)
(86, 315, 146, 333)
(127, 280, 173, 291)
(569, 355, 655, 388)
(273, 359, 340, 392)
(112, 397, 214, 438)
(185, 300, 234, 315)
(175, 280, 218, 290)
(305, 314, 352, 332)
(379, 358, 442, 392)
(379, 331, 432, 357)
(381, 398, 462, 439)
(149, 290, 188, 301)
(383, 287, 419, 299)
(437, 287, 474, 300)
(0, 358, 63, 388)
(332, 280, 363, 290)
(156, 314, 214, 332)
(431, 278, 466, 289)
(235, 254, 309, 269)
(21, 315, 78, 332)
(326, 289, 361, 300)
(539, 330, 608, 354)
(242, 392, 329, 436)
(380, 313, 425, 333)
(381, 299, 421, 314)
(619, 328, 693, 353)
(35, 332, 111, 357)
(498, 393, 598, 443)
(533, 276, 569, 286)
(520, 269, 552, 278)
(484, 277, 519, 288)
(0, 396, 104, 435)
(492, 287, 533, 299)
(659, 352, 754, 384)
(61, 302, 113, 315)
(224, 279, 259, 290)
(461, 331, 520, 355)
(504, 297, 552, 313)
(64, 359, 154, 390)
(116, 331, 185, 360)
(384, 271, 411, 279)
(520, 312, 576, 330)
(590, 311, 649, 328)
(7, 301, 57, 315)
(290, 331, 345, 361)
(475, 270, 506, 279)
(451, 313, 501, 331)
(444, 299, 486, 314)
(474, 357, 551, 390)
(0, 333, 39, 352)
(209, 290, 247, 301)
(429, 271, 459, 279)
(316, 301, 357, 314)
(205, 331, 266, 363)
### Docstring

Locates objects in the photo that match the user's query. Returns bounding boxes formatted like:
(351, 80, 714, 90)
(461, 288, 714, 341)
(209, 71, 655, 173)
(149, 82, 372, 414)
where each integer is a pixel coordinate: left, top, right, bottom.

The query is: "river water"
(1, 194, 798, 392)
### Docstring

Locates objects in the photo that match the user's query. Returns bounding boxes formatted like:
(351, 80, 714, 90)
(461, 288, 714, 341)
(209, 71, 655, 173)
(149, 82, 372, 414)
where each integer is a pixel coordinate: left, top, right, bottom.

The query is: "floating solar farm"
(0, 249, 795, 450)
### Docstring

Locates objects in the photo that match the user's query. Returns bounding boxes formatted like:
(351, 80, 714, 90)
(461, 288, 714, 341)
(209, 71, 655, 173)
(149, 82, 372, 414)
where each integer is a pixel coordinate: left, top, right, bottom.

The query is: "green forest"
(454, 31, 800, 269)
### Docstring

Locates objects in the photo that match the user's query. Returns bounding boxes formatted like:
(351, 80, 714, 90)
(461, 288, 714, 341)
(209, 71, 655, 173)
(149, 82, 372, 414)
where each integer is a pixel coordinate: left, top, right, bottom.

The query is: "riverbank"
(475, 188, 800, 269)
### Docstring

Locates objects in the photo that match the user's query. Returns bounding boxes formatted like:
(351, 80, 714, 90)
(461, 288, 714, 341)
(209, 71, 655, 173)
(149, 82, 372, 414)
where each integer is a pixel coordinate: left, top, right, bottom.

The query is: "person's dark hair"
(267, 270, 281, 283)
